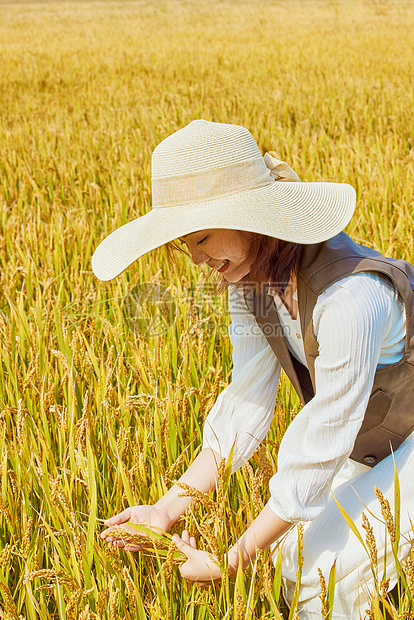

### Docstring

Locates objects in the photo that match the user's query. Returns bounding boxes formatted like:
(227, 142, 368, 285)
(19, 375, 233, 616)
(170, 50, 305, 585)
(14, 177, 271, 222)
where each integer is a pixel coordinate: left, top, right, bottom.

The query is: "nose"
(189, 247, 209, 266)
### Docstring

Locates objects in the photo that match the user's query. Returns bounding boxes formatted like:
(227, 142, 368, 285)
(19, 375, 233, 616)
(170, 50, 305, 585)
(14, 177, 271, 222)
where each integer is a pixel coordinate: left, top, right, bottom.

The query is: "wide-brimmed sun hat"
(92, 119, 356, 281)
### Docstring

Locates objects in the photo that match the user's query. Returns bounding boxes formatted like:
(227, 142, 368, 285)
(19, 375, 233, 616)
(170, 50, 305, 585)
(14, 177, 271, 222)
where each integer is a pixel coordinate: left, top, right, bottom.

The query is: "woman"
(92, 120, 414, 618)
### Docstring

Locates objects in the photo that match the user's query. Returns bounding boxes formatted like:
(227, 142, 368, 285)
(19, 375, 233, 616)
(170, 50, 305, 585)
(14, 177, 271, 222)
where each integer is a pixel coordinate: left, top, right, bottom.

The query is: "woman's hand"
(172, 530, 222, 586)
(101, 505, 173, 551)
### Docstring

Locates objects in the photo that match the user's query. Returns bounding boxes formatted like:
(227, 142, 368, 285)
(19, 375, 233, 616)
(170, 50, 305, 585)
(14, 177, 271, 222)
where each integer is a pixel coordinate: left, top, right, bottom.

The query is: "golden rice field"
(1, 0, 414, 617)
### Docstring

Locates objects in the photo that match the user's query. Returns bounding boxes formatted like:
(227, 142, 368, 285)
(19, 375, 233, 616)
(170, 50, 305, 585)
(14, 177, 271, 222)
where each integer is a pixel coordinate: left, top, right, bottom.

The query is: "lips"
(214, 259, 229, 273)
(209, 259, 229, 272)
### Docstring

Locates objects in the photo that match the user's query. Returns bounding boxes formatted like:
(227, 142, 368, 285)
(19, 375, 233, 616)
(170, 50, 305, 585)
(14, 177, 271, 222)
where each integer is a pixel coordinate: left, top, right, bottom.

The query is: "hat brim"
(92, 181, 356, 281)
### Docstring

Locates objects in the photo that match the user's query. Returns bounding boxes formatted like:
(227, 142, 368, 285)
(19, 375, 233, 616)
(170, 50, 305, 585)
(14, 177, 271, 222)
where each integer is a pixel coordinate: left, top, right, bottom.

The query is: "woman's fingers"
(101, 510, 140, 541)
(103, 507, 132, 526)
(172, 534, 197, 559)
(177, 531, 197, 550)
(180, 530, 197, 548)
(172, 537, 222, 585)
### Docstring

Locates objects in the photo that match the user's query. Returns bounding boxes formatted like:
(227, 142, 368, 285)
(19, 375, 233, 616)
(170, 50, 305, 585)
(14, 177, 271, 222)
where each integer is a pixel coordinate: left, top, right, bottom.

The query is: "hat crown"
(151, 120, 273, 208)
(151, 120, 263, 179)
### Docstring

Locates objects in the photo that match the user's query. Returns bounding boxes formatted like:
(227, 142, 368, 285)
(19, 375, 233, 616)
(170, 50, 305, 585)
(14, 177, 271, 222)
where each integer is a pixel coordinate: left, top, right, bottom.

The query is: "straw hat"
(92, 120, 356, 281)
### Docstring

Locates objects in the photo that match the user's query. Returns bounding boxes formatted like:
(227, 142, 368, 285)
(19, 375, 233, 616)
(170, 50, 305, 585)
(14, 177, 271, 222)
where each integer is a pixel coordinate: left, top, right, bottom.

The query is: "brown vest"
(244, 232, 414, 466)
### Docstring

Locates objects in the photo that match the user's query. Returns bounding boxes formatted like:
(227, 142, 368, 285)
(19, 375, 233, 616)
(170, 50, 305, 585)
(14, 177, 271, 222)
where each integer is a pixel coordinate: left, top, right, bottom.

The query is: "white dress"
(202, 273, 413, 618)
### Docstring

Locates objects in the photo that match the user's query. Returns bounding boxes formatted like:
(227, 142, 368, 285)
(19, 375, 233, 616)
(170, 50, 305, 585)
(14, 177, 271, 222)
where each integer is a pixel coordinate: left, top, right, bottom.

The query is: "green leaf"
(264, 566, 285, 620)
(223, 442, 236, 489)
(120, 522, 186, 560)
(379, 595, 399, 620)
(124, 522, 172, 540)
(329, 486, 368, 554)
(371, 594, 384, 620)
(392, 452, 401, 556)
(272, 541, 285, 605)
(235, 549, 246, 599)
(85, 437, 97, 588)
(288, 526, 304, 620)
(326, 560, 336, 620)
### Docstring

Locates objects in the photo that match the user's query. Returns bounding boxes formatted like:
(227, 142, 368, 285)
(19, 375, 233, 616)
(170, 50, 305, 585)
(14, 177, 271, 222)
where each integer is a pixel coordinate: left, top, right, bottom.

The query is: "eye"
(197, 236, 207, 245)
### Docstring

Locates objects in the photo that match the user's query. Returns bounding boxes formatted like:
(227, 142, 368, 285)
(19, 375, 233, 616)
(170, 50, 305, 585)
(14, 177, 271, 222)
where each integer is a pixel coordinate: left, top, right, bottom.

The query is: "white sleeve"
(203, 285, 281, 471)
(268, 274, 404, 523)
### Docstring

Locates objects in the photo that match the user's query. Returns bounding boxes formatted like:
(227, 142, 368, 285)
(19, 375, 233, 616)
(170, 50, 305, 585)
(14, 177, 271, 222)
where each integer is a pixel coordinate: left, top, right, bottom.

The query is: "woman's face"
(179, 229, 254, 282)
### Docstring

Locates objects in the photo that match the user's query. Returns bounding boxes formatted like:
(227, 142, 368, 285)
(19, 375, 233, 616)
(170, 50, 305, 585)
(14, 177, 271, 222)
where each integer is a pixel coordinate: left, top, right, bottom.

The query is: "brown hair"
(240, 233, 303, 296)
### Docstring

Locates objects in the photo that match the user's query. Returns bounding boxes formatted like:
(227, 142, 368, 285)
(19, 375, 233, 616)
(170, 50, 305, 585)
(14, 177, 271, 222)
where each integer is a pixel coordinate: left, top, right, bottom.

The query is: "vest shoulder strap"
(299, 232, 414, 384)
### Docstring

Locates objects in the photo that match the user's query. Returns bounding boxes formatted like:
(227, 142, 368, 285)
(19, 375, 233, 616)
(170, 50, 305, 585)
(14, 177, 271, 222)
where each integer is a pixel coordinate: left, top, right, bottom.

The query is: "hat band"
(152, 157, 273, 208)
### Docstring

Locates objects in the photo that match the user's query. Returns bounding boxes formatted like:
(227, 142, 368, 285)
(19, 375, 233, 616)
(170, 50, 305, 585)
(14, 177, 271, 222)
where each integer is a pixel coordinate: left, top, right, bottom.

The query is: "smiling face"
(179, 229, 255, 282)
